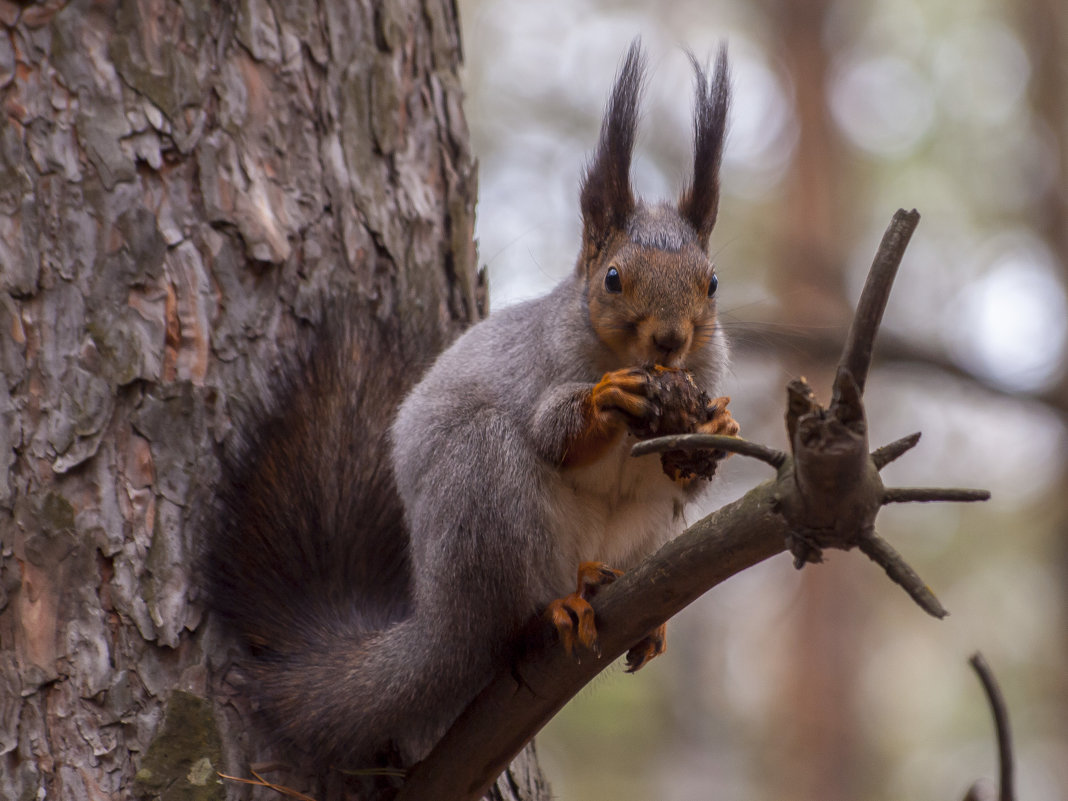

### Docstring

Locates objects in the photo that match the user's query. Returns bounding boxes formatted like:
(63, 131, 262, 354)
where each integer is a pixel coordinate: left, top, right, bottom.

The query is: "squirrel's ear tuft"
(678, 45, 730, 251)
(580, 39, 645, 255)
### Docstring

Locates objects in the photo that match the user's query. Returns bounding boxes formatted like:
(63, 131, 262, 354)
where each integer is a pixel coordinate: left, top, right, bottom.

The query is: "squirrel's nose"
(652, 329, 687, 359)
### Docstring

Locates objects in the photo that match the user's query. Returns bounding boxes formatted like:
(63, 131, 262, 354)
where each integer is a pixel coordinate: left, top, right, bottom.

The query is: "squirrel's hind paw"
(575, 560, 623, 597)
(625, 623, 667, 673)
(544, 561, 623, 659)
(545, 594, 598, 657)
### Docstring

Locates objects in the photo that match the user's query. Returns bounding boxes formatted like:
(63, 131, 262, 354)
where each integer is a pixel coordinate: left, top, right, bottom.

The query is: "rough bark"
(0, 1, 547, 799)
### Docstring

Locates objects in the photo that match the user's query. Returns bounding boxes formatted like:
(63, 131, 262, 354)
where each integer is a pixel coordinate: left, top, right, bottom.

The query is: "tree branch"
(631, 433, 786, 468)
(838, 209, 920, 393)
(871, 431, 921, 470)
(856, 533, 948, 618)
(397, 209, 991, 801)
(883, 487, 991, 504)
(966, 652, 1016, 801)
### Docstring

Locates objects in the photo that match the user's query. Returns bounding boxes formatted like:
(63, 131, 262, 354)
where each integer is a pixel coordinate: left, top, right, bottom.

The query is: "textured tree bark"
(0, 1, 545, 799)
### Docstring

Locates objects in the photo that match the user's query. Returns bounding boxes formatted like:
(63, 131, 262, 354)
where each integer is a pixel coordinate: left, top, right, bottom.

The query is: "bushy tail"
(203, 306, 441, 765)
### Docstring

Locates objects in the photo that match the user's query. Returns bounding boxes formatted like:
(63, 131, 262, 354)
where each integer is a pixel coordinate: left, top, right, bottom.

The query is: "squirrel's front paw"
(544, 561, 622, 658)
(697, 396, 740, 438)
(627, 366, 734, 440)
(560, 369, 660, 467)
(590, 367, 659, 430)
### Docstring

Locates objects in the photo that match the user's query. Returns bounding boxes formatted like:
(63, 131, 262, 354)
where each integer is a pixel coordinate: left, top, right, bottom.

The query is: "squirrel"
(204, 40, 738, 773)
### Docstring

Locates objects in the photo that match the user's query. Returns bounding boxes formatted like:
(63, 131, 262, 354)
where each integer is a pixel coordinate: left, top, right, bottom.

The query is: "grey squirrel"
(205, 41, 737, 772)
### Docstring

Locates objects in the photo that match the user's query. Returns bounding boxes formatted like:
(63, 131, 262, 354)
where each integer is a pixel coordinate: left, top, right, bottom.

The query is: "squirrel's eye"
(707, 274, 719, 298)
(605, 266, 623, 294)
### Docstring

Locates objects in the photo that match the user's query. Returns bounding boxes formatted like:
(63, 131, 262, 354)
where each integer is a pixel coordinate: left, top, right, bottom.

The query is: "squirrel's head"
(578, 41, 730, 370)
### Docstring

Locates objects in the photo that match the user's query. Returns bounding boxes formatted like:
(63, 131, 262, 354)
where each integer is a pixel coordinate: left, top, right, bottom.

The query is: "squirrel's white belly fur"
(545, 432, 690, 590)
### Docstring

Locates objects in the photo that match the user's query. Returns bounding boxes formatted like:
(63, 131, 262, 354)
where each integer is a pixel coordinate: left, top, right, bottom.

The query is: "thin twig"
(871, 432, 921, 470)
(631, 434, 786, 468)
(969, 652, 1016, 801)
(837, 209, 921, 393)
(857, 533, 948, 619)
(883, 487, 991, 504)
(217, 771, 320, 801)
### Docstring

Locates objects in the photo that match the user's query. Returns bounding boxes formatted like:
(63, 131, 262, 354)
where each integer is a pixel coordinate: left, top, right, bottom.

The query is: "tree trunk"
(764, 2, 867, 801)
(0, 1, 546, 798)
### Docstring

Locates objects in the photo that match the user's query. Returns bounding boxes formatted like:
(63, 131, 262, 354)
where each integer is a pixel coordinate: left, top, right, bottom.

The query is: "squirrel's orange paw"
(591, 368, 657, 426)
(697, 396, 740, 438)
(545, 593, 598, 656)
(576, 560, 623, 598)
(545, 561, 623, 658)
(625, 623, 667, 673)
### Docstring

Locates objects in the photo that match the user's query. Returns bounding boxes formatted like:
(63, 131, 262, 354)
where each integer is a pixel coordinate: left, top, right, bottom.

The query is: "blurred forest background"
(456, 1, 1067, 800)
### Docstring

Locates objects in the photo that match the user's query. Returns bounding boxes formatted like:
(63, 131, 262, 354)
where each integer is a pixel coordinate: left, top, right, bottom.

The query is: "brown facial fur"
(583, 235, 719, 369)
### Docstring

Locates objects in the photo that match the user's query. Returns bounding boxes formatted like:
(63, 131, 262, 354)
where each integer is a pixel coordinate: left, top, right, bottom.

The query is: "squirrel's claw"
(624, 623, 667, 673)
(545, 561, 623, 659)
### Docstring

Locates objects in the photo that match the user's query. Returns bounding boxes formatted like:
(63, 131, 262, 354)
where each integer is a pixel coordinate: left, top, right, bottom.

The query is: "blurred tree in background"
(458, 1, 1067, 800)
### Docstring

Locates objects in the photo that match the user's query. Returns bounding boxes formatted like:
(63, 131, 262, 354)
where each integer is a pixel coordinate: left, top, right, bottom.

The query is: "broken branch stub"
(778, 369, 882, 568)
